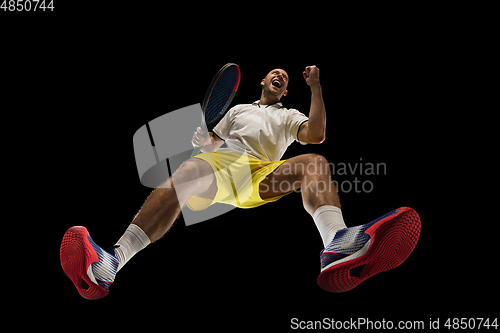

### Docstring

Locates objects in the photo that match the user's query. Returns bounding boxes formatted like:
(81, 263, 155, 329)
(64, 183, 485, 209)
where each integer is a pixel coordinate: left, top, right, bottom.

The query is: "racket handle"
(190, 146, 202, 157)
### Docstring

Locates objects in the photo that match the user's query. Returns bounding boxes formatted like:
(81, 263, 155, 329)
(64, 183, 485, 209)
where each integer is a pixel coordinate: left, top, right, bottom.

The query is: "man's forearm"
(308, 84, 326, 142)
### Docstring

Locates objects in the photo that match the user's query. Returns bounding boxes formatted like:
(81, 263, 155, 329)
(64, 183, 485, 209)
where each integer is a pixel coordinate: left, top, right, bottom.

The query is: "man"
(60, 66, 421, 299)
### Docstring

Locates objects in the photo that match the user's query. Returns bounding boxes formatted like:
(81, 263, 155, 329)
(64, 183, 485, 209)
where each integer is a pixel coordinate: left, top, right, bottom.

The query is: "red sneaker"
(317, 207, 421, 293)
(60, 226, 119, 300)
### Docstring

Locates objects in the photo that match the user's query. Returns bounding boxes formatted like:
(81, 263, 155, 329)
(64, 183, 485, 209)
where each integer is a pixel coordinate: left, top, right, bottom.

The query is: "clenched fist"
(303, 65, 320, 87)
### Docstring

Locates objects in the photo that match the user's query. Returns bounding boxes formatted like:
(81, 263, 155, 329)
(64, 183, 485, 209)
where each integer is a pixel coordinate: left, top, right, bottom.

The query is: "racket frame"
(191, 63, 240, 157)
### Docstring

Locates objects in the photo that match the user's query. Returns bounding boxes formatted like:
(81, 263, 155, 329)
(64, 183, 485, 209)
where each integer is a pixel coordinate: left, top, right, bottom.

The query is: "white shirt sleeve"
(212, 106, 235, 140)
(287, 108, 309, 143)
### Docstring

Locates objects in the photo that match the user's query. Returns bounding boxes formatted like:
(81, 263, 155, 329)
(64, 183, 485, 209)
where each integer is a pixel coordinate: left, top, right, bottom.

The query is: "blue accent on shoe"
(320, 209, 400, 270)
(87, 234, 120, 291)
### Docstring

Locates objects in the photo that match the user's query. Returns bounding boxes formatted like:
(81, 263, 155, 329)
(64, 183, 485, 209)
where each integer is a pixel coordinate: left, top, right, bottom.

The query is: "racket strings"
(205, 67, 239, 124)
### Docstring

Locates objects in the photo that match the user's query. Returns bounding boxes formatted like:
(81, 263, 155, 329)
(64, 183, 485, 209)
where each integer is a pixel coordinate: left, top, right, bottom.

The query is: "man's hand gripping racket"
(191, 126, 216, 153)
(190, 63, 241, 157)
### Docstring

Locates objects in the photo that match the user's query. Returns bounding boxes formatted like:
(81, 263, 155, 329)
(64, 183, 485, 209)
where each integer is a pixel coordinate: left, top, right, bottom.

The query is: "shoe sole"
(60, 226, 109, 300)
(317, 207, 421, 293)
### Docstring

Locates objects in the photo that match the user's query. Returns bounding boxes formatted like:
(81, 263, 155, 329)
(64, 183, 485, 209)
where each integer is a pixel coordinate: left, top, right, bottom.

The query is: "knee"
(174, 158, 214, 186)
(302, 154, 330, 177)
(180, 159, 199, 178)
(313, 154, 329, 169)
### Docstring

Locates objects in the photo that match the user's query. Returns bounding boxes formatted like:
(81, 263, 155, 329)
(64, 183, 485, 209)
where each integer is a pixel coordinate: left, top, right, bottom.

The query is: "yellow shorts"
(186, 151, 291, 210)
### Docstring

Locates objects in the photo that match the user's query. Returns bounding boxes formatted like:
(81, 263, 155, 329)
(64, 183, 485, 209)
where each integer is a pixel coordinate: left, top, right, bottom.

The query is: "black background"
(5, 5, 496, 331)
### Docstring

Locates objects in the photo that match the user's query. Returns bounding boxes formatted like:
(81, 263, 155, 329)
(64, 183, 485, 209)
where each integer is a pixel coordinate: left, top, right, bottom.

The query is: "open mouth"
(272, 79, 282, 88)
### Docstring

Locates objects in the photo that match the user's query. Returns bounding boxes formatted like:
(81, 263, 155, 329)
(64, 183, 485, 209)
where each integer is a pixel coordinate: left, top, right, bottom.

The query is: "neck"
(259, 90, 281, 106)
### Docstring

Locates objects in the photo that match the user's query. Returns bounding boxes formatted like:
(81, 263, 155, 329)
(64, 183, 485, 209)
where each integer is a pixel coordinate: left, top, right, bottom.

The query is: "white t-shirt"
(212, 101, 309, 161)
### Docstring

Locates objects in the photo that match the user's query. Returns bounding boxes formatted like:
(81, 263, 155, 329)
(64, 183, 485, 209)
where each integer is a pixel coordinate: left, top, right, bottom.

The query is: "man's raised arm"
(298, 65, 326, 144)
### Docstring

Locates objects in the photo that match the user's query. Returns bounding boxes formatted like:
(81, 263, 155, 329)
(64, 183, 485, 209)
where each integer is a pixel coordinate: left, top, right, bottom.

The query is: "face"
(261, 68, 289, 98)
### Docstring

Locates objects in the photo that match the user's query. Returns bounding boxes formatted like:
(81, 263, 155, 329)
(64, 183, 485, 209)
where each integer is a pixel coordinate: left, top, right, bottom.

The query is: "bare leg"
(132, 158, 217, 242)
(259, 153, 339, 216)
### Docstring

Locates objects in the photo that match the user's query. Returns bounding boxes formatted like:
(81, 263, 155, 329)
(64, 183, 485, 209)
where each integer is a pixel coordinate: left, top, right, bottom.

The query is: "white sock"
(313, 205, 347, 247)
(114, 224, 151, 272)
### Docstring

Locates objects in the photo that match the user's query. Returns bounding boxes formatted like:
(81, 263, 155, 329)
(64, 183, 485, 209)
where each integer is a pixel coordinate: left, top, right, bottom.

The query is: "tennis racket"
(191, 63, 241, 157)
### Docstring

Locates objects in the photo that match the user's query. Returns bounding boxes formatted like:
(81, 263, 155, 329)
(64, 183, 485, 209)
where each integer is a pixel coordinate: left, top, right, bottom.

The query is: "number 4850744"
(1, 0, 55, 11)
(444, 318, 498, 330)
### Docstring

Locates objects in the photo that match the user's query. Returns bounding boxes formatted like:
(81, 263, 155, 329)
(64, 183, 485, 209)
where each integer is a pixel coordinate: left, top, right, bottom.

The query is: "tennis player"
(61, 66, 420, 299)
